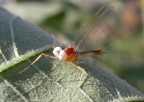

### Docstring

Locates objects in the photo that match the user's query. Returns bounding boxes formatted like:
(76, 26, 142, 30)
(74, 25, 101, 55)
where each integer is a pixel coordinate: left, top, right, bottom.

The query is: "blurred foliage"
(9, 0, 144, 93)
(17, 0, 47, 1)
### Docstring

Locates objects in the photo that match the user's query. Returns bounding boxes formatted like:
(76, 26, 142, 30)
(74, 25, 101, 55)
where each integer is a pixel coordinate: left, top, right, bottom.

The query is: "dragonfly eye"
(53, 47, 62, 55)
(53, 47, 62, 56)
(59, 50, 66, 60)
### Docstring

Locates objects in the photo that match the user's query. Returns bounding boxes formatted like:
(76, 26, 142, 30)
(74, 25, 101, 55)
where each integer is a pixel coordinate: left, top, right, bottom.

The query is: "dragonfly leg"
(19, 53, 56, 74)
(75, 60, 97, 87)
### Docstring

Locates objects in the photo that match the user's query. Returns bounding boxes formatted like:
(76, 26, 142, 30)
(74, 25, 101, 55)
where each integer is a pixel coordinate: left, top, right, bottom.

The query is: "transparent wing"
(70, 3, 114, 52)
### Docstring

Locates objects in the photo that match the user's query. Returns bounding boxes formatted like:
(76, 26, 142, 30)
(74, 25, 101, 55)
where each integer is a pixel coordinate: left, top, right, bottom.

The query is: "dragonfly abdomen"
(78, 50, 105, 58)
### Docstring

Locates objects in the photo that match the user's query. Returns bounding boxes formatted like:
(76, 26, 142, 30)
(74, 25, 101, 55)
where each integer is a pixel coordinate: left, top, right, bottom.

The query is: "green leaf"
(0, 7, 144, 102)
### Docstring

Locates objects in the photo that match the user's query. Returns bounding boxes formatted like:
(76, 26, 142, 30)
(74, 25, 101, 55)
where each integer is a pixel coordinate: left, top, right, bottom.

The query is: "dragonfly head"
(53, 47, 62, 57)
(59, 50, 66, 60)
(53, 47, 66, 60)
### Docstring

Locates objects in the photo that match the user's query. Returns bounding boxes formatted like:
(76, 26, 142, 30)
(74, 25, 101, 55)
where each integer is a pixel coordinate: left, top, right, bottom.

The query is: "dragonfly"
(19, 4, 112, 86)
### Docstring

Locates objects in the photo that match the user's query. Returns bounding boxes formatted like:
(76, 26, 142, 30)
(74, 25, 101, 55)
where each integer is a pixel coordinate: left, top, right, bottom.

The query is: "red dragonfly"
(19, 47, 105, 73)
(53, 47, 105, 62)
(19, 5, 111, 85)
(19, 46, 105, 86)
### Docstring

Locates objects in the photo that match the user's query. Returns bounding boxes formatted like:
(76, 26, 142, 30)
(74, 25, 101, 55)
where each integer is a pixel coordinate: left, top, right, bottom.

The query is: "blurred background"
(1, 0, 144, 93)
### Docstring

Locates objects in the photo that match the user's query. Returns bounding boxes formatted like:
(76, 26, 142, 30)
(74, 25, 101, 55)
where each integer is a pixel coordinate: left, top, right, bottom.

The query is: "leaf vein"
(0, 76, 28, 101)
(9, 16, 19, 58)
(0, 48, 8, 61)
